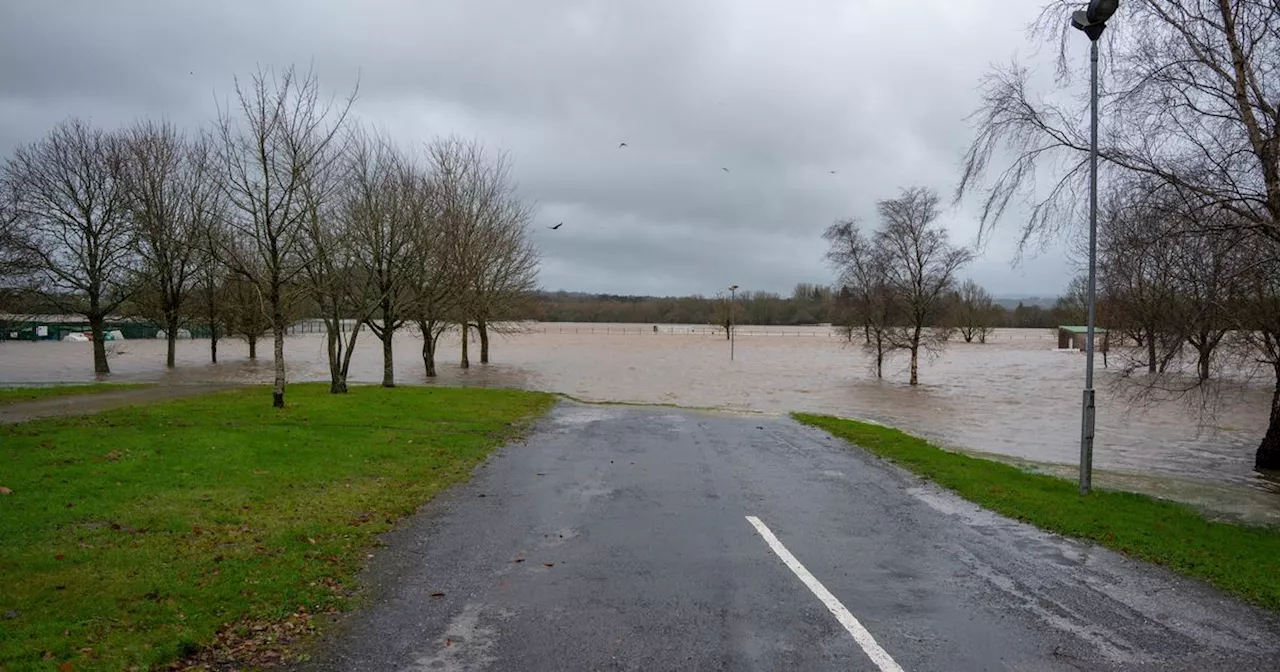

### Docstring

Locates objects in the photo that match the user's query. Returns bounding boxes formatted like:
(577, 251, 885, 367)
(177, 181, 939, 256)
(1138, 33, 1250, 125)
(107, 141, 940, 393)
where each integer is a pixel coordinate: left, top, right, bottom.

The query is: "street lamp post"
(728, 284, 738, 361)
(1071, 0, 1118, 496)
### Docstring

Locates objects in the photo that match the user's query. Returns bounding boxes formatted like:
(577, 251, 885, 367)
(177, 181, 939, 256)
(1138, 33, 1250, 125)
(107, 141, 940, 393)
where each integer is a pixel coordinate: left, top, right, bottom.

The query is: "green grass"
(0, 383, 152, 405)
(0, 384, 556, 671)
(793, 413, 1280, 611)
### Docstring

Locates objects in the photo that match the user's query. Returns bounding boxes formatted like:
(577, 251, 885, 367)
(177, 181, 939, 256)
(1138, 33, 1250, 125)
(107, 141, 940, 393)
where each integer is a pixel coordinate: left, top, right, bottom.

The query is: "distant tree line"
(532, 283, 836, 327)
(0, 65, 538, 407)
(532, 284, 1081, 333)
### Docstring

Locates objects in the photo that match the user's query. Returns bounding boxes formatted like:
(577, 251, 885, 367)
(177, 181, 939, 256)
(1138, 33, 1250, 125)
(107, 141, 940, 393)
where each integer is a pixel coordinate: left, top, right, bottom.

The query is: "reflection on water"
(1, 324, 1274, 498)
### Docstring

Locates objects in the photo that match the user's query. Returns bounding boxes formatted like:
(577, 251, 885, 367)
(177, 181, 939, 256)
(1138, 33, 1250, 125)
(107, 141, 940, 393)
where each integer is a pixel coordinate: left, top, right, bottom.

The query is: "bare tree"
(299, 128, 373, 394)
(214, 66, 354, 407)
(3, 119, 134, 373)
(1170, 208, 1249, 382)
(0, 193, 38, 315)
(878, 188, 974, 385)
(403, 163, 457, 378)
(222, 269, 270, 359)
(428, 136, 538, 367)
(348, 131, 417, 387)
(710, 292, 747, 340)
(823, 218, 900, 378)
(1099, 185, 1192, 375)
(122, 120, 213, 368)
(192, 178, 230, 363)
(469, 209, 539, 361)
(951, 279, 997, 343)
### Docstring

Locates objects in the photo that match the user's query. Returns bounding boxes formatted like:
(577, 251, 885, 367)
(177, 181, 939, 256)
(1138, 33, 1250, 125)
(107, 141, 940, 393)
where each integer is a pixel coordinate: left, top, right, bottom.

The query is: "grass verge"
(0, 384, 556, 670)
(793, 413, 1280, 611)
(0, 383, 152, 405)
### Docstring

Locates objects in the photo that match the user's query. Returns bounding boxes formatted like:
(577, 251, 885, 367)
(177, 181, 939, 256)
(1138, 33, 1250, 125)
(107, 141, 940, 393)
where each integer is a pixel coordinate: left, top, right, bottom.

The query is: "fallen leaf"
(513, 558, 525, 563)
(54, 553, 64, 561)
(58, 661, 73, 672)
(306, 538, 316, 545)
(430, 592, 445, 598)
(477, 494, 486, 498)
(543, 562, 555, 568)
(445, 638, 452, 647)
(0, 486, 11, 495)
(102, 450, 122, 461)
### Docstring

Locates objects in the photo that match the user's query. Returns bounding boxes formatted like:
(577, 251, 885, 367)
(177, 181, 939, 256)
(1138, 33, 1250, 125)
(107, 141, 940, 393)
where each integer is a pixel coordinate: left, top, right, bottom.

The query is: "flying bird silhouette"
(829, 170, 837, 175)
(548, 222, 563, 230)
(721, 167, 730, 173)
(618, 142, 628, 148)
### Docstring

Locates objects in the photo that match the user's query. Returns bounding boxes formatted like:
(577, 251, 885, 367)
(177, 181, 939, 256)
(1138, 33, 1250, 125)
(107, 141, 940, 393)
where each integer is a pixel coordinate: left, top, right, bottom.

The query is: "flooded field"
(2, 323, 1276, 510)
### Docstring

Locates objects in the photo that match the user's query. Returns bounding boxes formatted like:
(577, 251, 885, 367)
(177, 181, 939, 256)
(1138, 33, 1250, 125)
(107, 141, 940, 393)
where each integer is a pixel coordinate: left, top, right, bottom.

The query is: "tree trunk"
(89, 312, 109, 375)
(909, 329, 921, 385)
(379, 299, 396, 387)
(479, 320, 490, 364)
(863, 323, 870, 345)
(1256, 368, 1280, 470)
(271, 289, 286, 408)
(460, 323, 470, 368)
(248, 334, 258, 359)
(339, 322, 361, 390)
(326, 320, 347, 394)
(1146, 327, 1157, 374)
(209, 321, 219, 364)
(422, 327, 438, 378)
(381, 332, 395, 387)
(165, 315, 179, 369)
(1197, 347, 1212, 382)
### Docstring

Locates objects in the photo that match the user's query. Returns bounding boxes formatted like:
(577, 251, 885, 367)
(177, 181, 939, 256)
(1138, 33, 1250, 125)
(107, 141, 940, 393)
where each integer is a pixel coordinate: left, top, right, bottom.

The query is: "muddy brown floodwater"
(3, 324, 1277, 521)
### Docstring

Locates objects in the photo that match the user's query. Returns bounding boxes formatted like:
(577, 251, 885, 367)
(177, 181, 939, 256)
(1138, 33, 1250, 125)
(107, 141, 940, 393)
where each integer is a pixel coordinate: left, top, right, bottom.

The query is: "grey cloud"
(0, 0, 1076, 297)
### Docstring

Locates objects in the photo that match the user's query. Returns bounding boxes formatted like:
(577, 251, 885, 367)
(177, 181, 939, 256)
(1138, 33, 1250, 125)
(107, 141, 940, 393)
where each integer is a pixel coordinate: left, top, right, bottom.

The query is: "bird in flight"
(829, 170, 837, 175)
(548, 222, 563, 230)
(618, 142, 628, 148)
(721, 167, 730, 173)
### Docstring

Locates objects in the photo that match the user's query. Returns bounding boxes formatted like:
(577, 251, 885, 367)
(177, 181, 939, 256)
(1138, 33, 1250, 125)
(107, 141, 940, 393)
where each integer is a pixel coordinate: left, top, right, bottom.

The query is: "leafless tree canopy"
(826, 187, 973, 384)
(2, 119, 134, 373)
(957, 1, 1279, 248)
(950, 279, 999, 344)
(121, 120, 217, 369)
(428, 136, 539, 369)
(0, 64, 542, 404)
(214, 65, 355, 407)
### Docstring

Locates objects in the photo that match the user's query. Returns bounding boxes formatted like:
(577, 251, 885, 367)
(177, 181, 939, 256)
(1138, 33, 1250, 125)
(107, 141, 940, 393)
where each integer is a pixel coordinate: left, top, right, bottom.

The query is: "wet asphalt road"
(303, 403, 1280, 671)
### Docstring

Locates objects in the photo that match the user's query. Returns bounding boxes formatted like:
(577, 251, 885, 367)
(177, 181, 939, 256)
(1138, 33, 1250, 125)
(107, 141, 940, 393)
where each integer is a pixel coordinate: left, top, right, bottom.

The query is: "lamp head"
(1072, 1, 1117, 41)
(1087, 0, 1119, 23)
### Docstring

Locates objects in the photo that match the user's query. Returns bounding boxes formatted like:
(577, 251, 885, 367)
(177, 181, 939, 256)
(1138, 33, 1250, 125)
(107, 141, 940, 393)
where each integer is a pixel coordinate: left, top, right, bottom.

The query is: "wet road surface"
(305, 402, 1279, 671)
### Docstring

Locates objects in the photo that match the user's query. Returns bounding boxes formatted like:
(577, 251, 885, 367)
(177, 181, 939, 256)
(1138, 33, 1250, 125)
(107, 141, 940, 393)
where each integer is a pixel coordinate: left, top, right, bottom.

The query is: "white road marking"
(746, 516, 905, 672)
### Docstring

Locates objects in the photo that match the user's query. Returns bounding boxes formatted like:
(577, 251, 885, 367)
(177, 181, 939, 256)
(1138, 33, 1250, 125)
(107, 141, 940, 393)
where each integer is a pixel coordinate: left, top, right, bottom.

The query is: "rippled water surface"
(2, 324, 1274, 496)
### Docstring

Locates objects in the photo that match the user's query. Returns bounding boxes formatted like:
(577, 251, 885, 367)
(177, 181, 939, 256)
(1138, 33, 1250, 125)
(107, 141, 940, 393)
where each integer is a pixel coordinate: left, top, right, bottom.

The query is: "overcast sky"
(0, 0, 1085, 298)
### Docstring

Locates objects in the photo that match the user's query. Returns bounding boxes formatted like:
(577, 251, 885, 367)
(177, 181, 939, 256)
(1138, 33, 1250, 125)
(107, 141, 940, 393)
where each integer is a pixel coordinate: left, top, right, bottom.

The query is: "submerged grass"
(793, 413, 1280, 611)
(0, 384, 555, 670)
(0, 383, 152, 405)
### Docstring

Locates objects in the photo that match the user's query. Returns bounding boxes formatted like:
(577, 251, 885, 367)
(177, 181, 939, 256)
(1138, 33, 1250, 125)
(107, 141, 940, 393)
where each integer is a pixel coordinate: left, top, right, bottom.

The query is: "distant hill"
(993, 296, 1057, 310)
